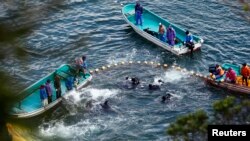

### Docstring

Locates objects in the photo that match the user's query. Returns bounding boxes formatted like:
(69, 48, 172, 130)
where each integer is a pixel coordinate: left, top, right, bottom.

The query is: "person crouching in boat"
(135, 1, 143, 26)
(210, 64, 225, 80)
(166, 25, 176, 46)
(158, 23, 166, 42)
(224, 68, 236, 84)
(40, 85, 48, 107)
(241, 63, 249, 86)
(184, 30, 195, 53)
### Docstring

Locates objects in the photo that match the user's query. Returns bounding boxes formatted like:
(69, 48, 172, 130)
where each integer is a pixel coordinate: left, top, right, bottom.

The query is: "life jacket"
(241, 66, 250, 77)
(217, 66, 225, 76)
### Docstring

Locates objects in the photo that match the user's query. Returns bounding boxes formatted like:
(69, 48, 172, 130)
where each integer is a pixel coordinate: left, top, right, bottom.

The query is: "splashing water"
(154, 69, 189, 84)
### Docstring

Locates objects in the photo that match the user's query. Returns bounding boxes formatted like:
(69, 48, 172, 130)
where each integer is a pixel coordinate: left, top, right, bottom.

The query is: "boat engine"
(209, 64, 216, 73)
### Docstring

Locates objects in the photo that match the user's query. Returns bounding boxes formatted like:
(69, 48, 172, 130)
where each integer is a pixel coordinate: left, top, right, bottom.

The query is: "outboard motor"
(209, 64, 217, 74)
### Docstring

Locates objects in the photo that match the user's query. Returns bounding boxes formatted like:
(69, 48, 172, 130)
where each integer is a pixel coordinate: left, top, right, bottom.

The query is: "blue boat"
(122, 4, 204, 55)
(10, 64, 92, 118)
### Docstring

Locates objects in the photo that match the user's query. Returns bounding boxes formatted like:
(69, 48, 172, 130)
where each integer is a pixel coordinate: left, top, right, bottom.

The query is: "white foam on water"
(63, 89, 82, 103)
(167, 92, 183, 100)
(154, 69, 188, 83)
(39, 115, 126, 139)
(82, 88, 120, 104)
(64, 88, 120, 103)
(39, 119, 100, 139)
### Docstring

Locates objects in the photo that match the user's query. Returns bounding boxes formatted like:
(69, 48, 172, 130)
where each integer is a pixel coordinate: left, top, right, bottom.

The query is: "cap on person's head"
(159, 22, 162, 26)
(228, 67, 232, 71)
(185, 30, 189, 35)
(47, 79, 51, 83)
(216, 64, 219, 68)
(40, 85, 45, 89)
(242, 63, 247, 66)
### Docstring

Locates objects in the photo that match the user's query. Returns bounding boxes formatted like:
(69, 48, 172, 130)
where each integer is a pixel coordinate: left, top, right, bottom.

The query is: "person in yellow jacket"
(241, 63, 249, 86)
(212, 64, 225, 79)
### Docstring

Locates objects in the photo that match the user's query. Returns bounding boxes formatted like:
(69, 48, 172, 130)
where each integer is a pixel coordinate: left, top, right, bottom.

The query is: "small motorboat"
(10, 64, 92, 118)
(122, 4, 204, 55)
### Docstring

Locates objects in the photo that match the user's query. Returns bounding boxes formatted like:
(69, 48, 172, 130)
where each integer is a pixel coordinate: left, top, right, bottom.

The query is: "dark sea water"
(0, 0, 250, 140)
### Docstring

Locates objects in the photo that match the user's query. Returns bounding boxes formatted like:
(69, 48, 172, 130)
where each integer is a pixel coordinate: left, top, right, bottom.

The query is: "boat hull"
(206, 78, 250, 95)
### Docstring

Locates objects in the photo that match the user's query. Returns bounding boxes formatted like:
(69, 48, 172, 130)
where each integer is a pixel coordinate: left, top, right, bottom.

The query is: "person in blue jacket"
(135, 1, 143, 26)
(40, 85, 48, 107)
(184, 30, 195, 53)
(65, 76, 74, 91)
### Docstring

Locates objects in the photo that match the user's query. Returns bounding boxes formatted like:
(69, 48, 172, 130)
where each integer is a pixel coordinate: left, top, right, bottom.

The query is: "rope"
(88, 60, 208, 80)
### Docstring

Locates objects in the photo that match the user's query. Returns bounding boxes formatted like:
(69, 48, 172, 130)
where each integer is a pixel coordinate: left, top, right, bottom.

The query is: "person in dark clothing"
(81, 55, 88, 79)
(135, 1, 143, 26)
(54, 75, 62, 99)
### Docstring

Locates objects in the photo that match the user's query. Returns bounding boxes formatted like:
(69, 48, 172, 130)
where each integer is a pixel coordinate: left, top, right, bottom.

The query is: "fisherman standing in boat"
(40, 85, 48, 106)
(135, 1, 143, 26)
(54, 75, 62, 99)
(224, 68, 236, 84)
(241, 63, 249, 86)
(166, 25, 176, 46)
(184, 30, 195, 53)
(158, 23, 166, 42)
(45, 79, 53, 104)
